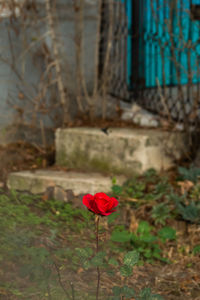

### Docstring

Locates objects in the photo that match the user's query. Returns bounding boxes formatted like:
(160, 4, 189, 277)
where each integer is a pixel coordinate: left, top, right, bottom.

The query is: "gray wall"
(0, 0, 99, 144)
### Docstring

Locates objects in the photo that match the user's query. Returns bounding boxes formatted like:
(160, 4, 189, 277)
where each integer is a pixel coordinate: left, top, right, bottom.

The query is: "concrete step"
(55, 127, 188, 174)
(7, 170, 125, 200)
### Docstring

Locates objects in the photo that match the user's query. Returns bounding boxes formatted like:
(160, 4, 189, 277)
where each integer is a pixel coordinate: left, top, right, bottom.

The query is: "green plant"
(112, 184, 123, 196)
(110, 286, 164, 300)
(193, 245, 200, 255)
(158, 226, 176, 242)
(112, 177, 146, 199)
(152, 178, 171, 200)
(131, 221, 166, 263)
(111, 221, 169, 264)
(143, 168, 158, 183)
(0, 190, 97, 299)
(78, 193, 165, 299)
(190, 184, 200, 201)
(178, 166, 200, 183)
(0, 188, 166, 299)
(170, 193, 200, 224)
(151, 203, 171, 225)
(123, 178, 146, 198)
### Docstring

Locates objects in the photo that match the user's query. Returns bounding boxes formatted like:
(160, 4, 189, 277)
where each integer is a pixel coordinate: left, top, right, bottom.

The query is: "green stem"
(95, 215, 100, 300)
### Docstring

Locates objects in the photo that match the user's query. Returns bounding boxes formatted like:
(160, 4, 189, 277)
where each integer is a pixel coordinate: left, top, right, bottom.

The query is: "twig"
(156, 78, 171, 122)
(95, 215, 100, 300)
(47, 282, 52, 300)
(92, 0, 103, 96)
(45, 0, 70, 125)
(40, 119, 47, 150)
(100, 0, 114, 119)
(70, 282, 75, 300)
(53, 261, 72, 299)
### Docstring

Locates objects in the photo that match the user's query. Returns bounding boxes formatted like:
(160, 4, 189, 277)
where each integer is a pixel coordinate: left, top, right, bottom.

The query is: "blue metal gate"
(126, 0, 200, 88)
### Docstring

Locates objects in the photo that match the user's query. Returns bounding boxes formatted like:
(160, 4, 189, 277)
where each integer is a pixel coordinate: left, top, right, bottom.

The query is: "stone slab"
(7, 170, 124, 196)
(55, 127, 188, 174)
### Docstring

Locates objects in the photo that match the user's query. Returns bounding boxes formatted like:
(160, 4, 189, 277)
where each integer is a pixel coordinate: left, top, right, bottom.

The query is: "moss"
(56, 148, 69, 166)
(8, 175, 45, 194)
(56, 146, 141, 176)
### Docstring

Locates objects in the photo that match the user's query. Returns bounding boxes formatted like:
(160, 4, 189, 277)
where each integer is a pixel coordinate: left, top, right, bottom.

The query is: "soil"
(1, 194, 200, 300)
(0, 121, 198, 300)
(0, 142, 55, 184)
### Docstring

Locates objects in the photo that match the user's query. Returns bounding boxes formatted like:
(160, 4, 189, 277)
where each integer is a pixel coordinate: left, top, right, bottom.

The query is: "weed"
(193, 245, 200, 255)
(170, 192, 200, 224)
(178, 166, 200, 183)
(110, 221, 171, 263)
(151, 203, 171, 225)
(143, 168, 158, 183)
(110, 286, 164, 300)
(112, 177, 146, 199)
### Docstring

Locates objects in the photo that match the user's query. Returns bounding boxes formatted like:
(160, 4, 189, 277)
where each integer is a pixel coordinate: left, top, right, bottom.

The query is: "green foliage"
(108, 258, 119, 266)
(108, 212, 120, 224)
(112, 177, 146, 199)
(0, 190, 97, 298)
(112, 184, 123, 196)
(171, 193, 200, 224)
(120, 264, 133, 277)
(137, 288, 164, 300)
(39, 198, 93, 229)
(90, 251, 107, 267)
(132, 221, 171, 263)
(143, 168, 158, 183)
(110, 221, 170, 263)
(111, 229, 133, 243)
(190, 184, 200, 201)
(110, 286, 164, 300)
(137, 221, 153, 235)
(123, 178, 146, 198)
(152, 178, 171, 200)
(158, 227, 176, 242)
(123, 250, 140, 267)
(111, 171, 171, 208)
(111, 285, 136, 299)
(151, 203, 171, 225)
(178, 166, 200, 183)
(119, 250, 140, 277)
(193, 245, 200, 255)
(75, 247, 93, 259)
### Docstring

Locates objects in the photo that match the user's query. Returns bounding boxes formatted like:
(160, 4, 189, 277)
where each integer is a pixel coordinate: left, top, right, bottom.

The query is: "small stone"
(54, 185, 68, 202)
(139, 115, 159, 127)
(174, 123, 184, 131)
(121, 110, 134, 121)
(44, 186, 54, 200)
(0, 182, 4, 188)
(65, 189, 74, 202)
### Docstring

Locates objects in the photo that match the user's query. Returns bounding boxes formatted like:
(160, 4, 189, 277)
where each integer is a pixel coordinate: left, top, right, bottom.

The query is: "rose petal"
(83, 193, 119, 216)
(100, 209, 117, 216)
(94, 192, 110, 201)
(82, 194, 94, 210)
(94, 194, 118, 215)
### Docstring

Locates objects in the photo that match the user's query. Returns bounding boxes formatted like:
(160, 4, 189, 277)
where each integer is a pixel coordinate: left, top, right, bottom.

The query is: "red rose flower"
(82, 192, 118, 216)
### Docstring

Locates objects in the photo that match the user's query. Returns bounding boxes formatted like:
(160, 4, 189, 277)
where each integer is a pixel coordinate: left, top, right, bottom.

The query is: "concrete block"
(7, 170, 124, 196)
(56, 127, 188, 174)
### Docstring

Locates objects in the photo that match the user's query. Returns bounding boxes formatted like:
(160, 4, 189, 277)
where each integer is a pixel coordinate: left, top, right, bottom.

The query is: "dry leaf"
(18, 92, 24, 100)
(129, 214, 138, 233)
(77, 267, 84, 274)
(177, 180, 194, 194)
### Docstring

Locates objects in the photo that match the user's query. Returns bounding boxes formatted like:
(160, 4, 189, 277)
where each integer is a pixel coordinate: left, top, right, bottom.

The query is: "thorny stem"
(53, 261, 71, 299)
(70, 281, 75, 300)
(95, 215, 100, 300)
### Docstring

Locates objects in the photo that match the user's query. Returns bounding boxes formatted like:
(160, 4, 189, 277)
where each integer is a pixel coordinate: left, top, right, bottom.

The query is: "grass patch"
(1, 166, 200, 299)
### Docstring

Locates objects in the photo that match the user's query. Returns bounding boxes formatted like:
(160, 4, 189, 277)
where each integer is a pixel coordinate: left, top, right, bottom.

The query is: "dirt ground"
(0, 122, 200, 300)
